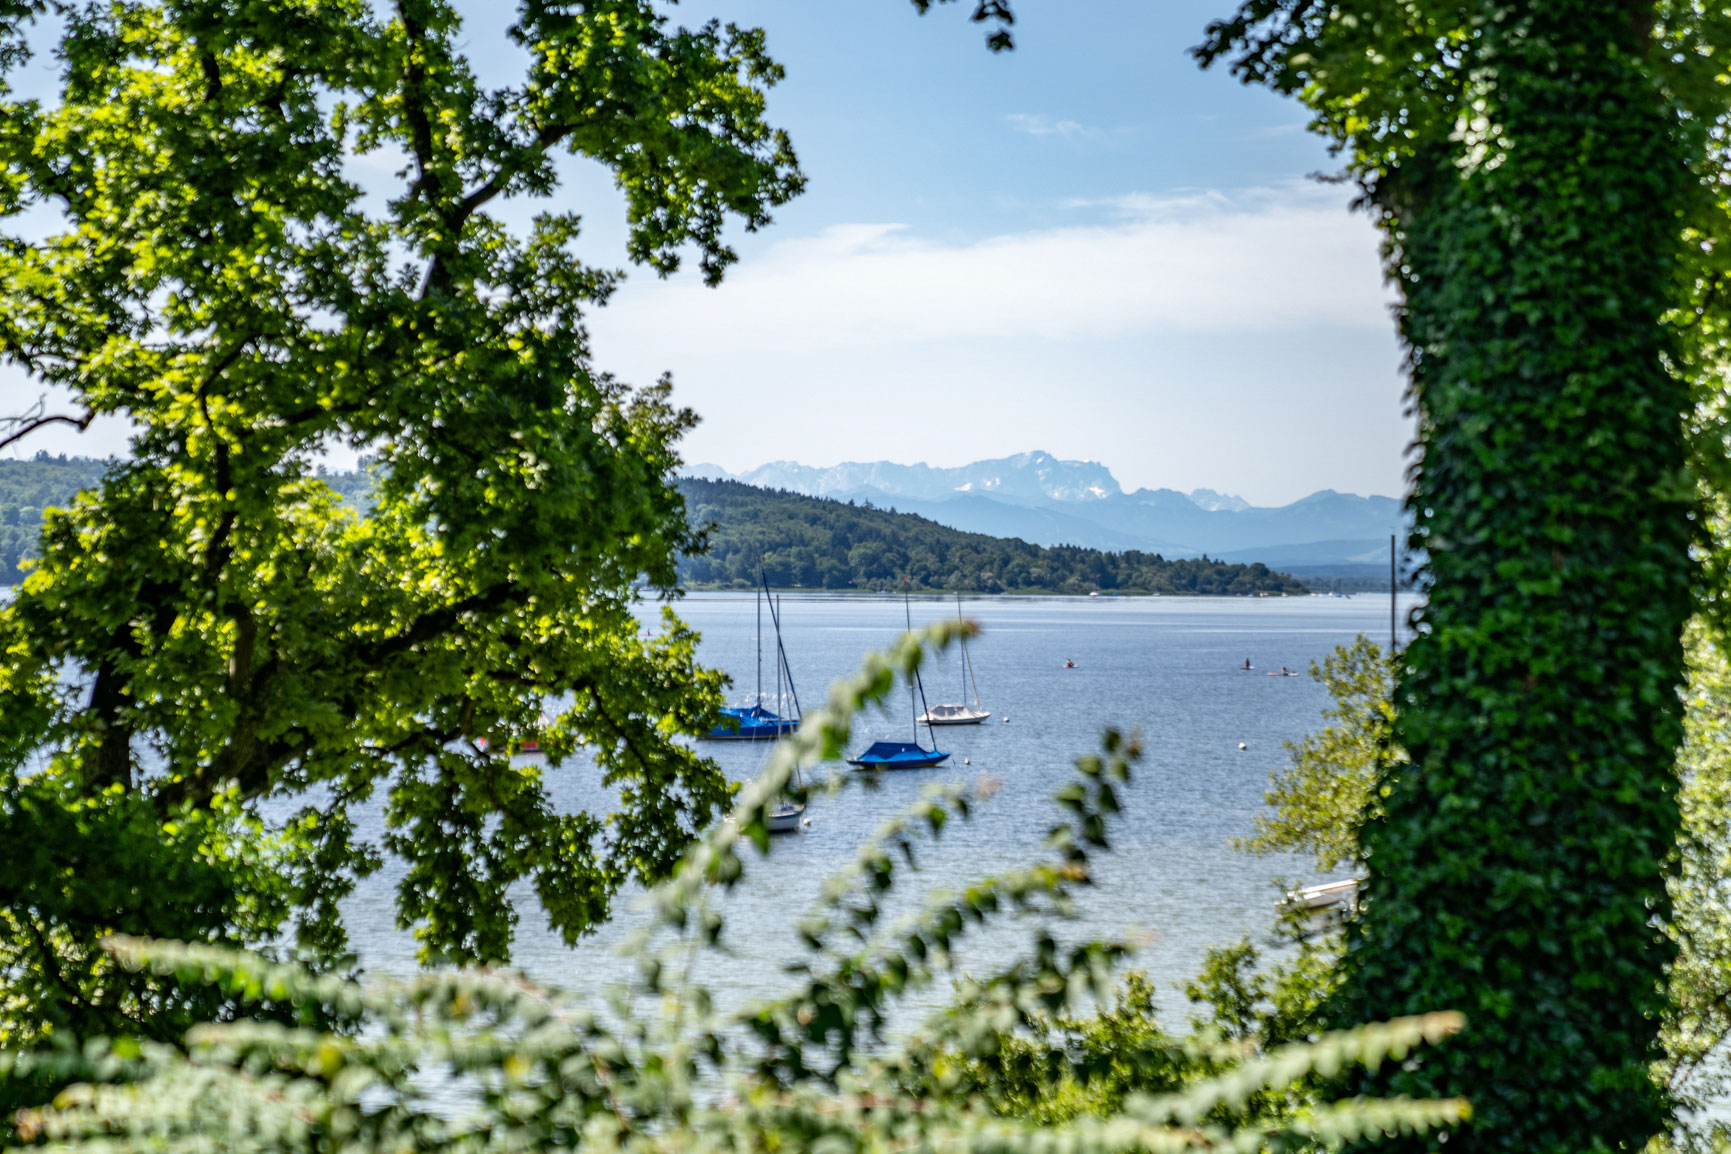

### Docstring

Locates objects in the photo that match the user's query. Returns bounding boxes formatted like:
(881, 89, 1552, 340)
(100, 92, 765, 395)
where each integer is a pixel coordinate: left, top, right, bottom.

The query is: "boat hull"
(847, 740, 951, 769)
(698, 725, 797, 742)
(700, 705, 798, 742)
(767, 802, 805, 833)
(919, 709, 990, 726)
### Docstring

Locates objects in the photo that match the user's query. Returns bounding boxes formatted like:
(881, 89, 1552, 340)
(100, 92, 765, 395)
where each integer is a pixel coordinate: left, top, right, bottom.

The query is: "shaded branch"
(395, 0, 441, 207)
(0, 396, 94, 453)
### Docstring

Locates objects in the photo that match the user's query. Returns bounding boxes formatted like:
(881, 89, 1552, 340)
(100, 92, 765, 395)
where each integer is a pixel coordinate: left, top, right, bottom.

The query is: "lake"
(341, 591, 1415, 1034)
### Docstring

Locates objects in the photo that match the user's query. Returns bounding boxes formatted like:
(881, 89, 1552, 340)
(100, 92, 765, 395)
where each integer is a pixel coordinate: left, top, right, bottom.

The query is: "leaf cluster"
(1237, 635, 1396, 873)
(0, 0, 806, 1058)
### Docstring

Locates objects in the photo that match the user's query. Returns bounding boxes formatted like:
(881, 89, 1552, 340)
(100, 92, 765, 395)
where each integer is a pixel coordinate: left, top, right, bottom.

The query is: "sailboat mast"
(905, 586, 937, 741)
(755, 577, 763, 706)
(905, 587, 915, 735)
(764, 576, 803, 718)
(959, 591, 983, 708)
(957, 592, 965, 702)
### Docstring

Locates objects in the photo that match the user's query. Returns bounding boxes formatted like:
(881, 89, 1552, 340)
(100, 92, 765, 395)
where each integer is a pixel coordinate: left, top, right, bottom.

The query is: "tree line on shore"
(676, 478, 1308, 595)
(0, 460, 1309, 597)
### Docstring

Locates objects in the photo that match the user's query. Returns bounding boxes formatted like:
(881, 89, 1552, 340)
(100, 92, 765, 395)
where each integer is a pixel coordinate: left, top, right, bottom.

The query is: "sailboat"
(919, 592, 990, 726)
(764, 594, 807, 832)
(766, 746, 807, 833)
(702, 575, 801, 741)
(848, 590, 951, 770)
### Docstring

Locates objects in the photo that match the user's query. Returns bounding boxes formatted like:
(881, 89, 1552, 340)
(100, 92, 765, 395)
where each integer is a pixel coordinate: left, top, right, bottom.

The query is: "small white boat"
(766, 754, 807, 834)
(767, 798, 805, 833)
(921, 702, 991, 725)
(919, 592, 991, 726)
(1284, 878, 1358, 911)
(1279, 879, 1359, 930)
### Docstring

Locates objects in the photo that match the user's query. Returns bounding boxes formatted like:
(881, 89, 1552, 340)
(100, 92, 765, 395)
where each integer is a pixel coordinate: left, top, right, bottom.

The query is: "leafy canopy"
(1237, 631, 1731, 1151)
(0, 0, 803, 1053)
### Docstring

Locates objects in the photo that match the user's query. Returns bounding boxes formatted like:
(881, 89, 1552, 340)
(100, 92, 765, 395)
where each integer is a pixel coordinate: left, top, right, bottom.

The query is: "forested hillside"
(0, 461, 1305, 595)
(0, 455, 108, 584)
(0, 456, 373, 585)
(676, 478, 1307, 594)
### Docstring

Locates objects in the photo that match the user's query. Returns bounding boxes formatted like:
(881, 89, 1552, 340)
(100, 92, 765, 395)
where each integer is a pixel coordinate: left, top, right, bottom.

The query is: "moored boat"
(919, 592, 990, 726)
(702, 575, 801, 741)
(847, 740, 950, 770)
(850, 588, 950, 769)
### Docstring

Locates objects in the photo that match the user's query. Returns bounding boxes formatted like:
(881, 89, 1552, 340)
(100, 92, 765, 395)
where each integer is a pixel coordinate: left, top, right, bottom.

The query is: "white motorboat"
(1279, 879, 1359, 931)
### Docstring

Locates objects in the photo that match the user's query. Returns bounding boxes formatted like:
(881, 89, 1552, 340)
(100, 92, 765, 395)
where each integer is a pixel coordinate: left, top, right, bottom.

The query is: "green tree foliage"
(678, 478, 1310, 595)
(0, 633, 1470, 1152)
(1235, 630, 1731, 1150)
(1198, 6, 1707, 1150)
(1238, 636, 1395, 873)
(0, 454, 105, 584)
(0, 0, 804, 1058)
(1655, 626, 1731, 1146)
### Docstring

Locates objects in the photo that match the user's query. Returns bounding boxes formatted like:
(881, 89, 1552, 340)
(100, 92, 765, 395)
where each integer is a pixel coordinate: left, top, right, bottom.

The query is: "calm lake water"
(341, 591, 1416, 1033)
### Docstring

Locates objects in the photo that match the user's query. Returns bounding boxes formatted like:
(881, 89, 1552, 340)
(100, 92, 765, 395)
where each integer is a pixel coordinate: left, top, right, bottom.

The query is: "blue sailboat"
(848, 589, 951, 770)
(847, 739, 951, 770)
(703, 576, 801, 742)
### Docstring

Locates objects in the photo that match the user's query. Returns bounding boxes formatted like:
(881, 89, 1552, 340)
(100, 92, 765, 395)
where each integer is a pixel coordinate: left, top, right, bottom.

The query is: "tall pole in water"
(755, 577, 763, 706)
(1390, 533, 1397, 652)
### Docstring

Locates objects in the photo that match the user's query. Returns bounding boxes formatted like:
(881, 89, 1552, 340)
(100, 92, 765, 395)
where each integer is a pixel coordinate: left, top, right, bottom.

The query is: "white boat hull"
(919, 705, 991, 726)
(767, 801, 805, 833)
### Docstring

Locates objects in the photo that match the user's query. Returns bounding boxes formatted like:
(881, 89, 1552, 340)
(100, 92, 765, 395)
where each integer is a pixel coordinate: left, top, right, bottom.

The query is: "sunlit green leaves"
(1239, 635, 1397, 872)
(0, 0, 803, 1052)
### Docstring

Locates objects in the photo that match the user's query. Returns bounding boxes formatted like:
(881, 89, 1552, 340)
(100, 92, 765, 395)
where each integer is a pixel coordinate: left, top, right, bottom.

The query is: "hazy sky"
(1, 0, 1411, 506)
(582, 1, 1411, 505)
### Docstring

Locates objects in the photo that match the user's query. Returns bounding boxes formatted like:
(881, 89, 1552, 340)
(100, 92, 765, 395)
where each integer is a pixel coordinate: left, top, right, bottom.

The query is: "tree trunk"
(1341, 4, 1693, 1151)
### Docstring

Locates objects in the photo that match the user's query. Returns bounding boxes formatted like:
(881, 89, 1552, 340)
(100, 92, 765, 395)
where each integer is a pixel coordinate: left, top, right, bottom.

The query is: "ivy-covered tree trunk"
(1341, 4, 1694, 1150)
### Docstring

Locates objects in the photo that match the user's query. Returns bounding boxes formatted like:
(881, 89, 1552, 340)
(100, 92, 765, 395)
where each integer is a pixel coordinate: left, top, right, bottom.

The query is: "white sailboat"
(920, 592, 991, 726)
(764, 594, 807, 832)
(766, 759, 806, 833)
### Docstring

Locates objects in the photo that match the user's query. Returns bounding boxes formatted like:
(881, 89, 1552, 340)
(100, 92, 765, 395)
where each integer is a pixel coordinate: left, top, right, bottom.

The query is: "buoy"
(1003, 716, 1011, 723)
(963, 758, 971, 765)
(1238, 742, 1248, 751)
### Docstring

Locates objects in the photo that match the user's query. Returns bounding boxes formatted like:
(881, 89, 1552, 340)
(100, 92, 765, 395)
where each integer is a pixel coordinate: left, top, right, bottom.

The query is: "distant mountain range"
(682, 451, 1408, 578)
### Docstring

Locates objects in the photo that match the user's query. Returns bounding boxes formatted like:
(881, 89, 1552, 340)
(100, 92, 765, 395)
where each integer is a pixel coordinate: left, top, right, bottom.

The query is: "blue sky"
(577, 1, 1409, 505)
(3, 0, 1410, 507)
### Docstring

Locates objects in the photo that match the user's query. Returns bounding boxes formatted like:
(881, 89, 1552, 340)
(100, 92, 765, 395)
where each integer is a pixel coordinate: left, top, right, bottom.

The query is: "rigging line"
(959, 591, 983, 709)
(906, 583, 937, 744)
(763, 574, 803, 718)
(768, 590, 805, 790)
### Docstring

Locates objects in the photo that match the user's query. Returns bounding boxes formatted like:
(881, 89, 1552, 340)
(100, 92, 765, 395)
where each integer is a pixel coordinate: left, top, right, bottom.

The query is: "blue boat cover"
(724, 704, 783, 721)
(847, 740, 950, 768)
(705, 703, 797, 740)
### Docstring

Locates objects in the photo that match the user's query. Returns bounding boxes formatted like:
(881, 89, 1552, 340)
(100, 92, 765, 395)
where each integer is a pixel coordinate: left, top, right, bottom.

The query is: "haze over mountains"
(682, 451, 1406, 576)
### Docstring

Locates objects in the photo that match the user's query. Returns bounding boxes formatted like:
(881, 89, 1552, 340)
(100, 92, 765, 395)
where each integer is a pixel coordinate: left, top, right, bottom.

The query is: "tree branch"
(396, 0, 441, 207)
(0, 396, 94, 453)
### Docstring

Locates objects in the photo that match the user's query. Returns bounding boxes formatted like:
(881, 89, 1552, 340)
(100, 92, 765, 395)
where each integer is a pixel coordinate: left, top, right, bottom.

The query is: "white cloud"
(588, 183, 1394, 357)
(1005, 113, 1105, 141)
